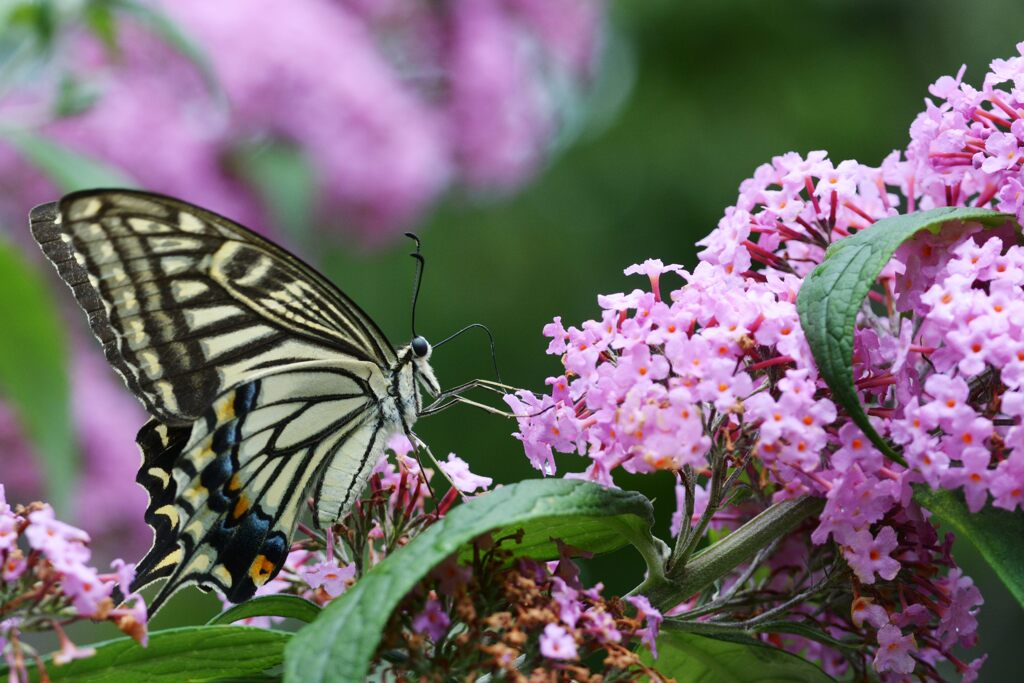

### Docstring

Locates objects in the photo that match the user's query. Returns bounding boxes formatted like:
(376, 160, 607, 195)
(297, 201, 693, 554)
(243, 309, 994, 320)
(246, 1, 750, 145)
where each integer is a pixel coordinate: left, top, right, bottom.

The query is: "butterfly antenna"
(434, 323, 502, 384)
(405, 233, 425, 338)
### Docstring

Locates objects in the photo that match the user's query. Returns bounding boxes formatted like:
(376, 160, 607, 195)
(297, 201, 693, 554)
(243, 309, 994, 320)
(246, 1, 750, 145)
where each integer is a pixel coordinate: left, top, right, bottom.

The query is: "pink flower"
(61, 564, 112, 615)
(626, 594, 663, 659)
(843, 526, 901, 584)
(300, 562, 356, 598)
(937, 569, 983, 649)
(438, 454, 492, 493)
(990, 453, 1024, 511)
(2, 555, 27, 582)
(550, 577, 581, 627)
(581, 609, 621, 644)
(981, 131, 1021, 173)
(624, 259, 685, 302)
(850, 596, 889, 629)
(24, 506, 91, 569)
(944, 447, 993, 513)
(1, 0, 606, 246)
(52, 623, 96, 665)
(411, 597, 450, 642)
(386, 433, 416, 459)
(0, 488, 16, 553)
(872, 625, 916, 675)
(539, 623, 578, 660)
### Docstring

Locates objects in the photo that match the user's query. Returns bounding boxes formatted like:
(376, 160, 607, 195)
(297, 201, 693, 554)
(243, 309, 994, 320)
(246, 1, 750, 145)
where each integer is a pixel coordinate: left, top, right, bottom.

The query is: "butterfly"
(30, 189, 444, 612)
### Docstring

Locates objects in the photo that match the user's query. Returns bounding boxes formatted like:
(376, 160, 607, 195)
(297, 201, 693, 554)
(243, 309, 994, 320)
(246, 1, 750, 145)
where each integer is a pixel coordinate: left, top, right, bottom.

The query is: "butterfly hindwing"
(30, 189, 396, 424)
(131, 363, 391, 612)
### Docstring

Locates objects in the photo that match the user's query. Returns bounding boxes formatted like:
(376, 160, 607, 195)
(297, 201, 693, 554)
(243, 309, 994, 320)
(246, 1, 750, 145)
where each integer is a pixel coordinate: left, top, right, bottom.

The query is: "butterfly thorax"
(393, 340, 440, 431)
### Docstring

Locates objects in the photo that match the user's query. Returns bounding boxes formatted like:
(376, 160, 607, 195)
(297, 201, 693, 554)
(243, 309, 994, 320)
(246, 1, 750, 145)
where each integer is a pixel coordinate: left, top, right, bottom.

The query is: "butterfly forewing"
(30, 190, 396, 424)
(30, 189, 431, 610)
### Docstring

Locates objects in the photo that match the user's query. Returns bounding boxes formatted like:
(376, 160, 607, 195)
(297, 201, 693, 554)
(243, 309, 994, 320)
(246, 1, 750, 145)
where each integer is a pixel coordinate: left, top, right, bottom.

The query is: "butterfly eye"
(411, 335, 431, 358)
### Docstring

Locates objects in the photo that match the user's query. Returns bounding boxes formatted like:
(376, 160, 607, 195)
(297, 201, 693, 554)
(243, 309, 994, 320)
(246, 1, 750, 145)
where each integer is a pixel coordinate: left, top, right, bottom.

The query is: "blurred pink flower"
(0, 341, 149, 563)
(0, 0, 606, 242)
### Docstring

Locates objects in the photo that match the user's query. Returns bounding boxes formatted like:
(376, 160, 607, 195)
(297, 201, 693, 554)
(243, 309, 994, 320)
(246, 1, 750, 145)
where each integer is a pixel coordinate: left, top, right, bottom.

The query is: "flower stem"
(640, 495, 825, 613)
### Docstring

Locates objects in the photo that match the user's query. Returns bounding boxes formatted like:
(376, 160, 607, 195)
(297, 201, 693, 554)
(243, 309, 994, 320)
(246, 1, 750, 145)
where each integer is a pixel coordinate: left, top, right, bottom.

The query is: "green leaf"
(0, 238, 74, 513)
(284, 478, 657, 683)
(913, 487, 1024, 608)
(0, 129, 136, 191)
(15, 626, 290, 682)
(640, 630, 837, 683)
(208, 595, 321, 626)
(796, 207, 1014, 461)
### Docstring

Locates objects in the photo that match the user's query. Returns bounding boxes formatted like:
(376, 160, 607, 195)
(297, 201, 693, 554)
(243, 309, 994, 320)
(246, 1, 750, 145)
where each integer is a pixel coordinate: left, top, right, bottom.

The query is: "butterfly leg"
(418, 379, 520, 417)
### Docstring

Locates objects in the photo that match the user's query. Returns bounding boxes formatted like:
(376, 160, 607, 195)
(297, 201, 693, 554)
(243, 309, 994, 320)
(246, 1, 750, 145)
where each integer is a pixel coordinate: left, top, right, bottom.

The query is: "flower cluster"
(374, 537, 666, 681)
(226, 436, 492, 624)
(505, 43, 1024, 683)
(0, 485, 147, 681)
(222, 439, 668, 680)
(0, 0, 606, 241)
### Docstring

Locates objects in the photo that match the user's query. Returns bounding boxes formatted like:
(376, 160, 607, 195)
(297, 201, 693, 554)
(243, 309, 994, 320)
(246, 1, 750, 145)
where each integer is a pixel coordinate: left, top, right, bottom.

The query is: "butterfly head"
(411, 335, 430, 358)
(407, 335, 440, 398)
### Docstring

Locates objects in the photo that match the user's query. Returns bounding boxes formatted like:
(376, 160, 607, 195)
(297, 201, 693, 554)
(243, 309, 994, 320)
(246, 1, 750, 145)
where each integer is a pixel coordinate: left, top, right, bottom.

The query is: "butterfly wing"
(30, 189, 396, 424)
(30, 189, 425, 610)
(133, 362, 394, 612)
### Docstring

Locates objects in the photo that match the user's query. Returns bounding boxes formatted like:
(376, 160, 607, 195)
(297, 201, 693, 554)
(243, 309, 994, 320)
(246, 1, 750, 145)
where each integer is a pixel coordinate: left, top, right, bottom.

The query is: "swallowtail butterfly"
(30, 189, 442, 612)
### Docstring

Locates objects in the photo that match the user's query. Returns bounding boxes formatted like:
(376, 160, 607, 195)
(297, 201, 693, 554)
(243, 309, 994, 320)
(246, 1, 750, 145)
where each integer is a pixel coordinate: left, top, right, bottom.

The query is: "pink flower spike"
(539, 623, 578, 660)
(438, 454, 492, 493)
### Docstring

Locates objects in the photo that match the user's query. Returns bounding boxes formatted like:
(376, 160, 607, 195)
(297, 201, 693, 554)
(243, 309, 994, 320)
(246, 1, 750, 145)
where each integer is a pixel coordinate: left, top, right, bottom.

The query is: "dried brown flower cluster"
(372, 534, 670, 682)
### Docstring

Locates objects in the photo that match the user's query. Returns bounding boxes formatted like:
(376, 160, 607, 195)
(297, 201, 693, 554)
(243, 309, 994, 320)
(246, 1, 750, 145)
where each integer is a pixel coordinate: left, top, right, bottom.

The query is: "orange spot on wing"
(249, 554, 277, 585)
(232, 494, 250, 520)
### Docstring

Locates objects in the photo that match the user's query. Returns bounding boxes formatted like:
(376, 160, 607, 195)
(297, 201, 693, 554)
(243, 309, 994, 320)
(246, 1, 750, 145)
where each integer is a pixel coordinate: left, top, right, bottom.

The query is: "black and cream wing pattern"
(30, 189, 440, 611)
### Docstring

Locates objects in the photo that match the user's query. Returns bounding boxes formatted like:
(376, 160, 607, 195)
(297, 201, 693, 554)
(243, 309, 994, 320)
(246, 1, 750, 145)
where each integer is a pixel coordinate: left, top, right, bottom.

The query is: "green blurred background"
(3, 0, 1023, 677)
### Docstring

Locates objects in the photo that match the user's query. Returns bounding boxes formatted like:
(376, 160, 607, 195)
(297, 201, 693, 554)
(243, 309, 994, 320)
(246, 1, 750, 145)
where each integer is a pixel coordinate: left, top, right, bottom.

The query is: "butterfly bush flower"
(0, 485, 147, 682)
(223, 437, 485, 615)
(505, 46, 1024, 683)
(0, 0, 606, 241)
